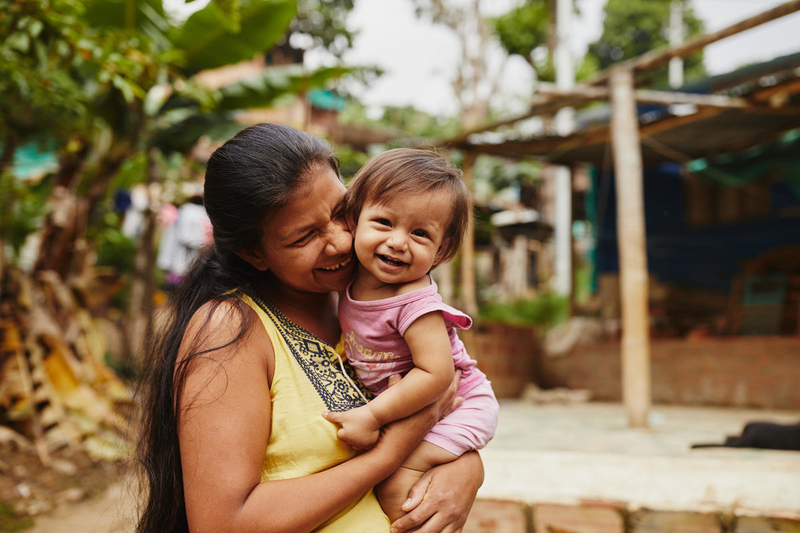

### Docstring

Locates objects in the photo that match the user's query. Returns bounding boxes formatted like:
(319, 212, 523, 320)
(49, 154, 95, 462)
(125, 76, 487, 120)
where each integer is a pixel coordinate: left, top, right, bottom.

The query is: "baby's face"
(354, 192, 452, 287)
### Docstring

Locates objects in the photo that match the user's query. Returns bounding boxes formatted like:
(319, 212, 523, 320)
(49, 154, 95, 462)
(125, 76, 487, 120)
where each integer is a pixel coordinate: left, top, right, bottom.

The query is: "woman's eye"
(292, 232, 314, 246)
(412, 229, 428, 238)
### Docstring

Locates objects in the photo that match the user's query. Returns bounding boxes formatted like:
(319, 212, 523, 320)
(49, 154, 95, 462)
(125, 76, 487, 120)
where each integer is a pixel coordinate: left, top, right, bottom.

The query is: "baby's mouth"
(378, 254, 407, 267)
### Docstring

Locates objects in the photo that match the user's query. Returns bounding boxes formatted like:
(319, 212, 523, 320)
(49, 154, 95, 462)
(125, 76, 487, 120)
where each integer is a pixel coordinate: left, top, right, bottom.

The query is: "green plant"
(0, 170, 52, 261)
(95, 212, 137, 274)
(0, 501, 34, 532)
(479, 293, 568, 329)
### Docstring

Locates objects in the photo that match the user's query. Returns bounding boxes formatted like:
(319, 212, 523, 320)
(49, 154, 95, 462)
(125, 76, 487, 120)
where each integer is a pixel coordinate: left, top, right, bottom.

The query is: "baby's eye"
(412, 229, 428, 238)
(376, 218, 391, 227)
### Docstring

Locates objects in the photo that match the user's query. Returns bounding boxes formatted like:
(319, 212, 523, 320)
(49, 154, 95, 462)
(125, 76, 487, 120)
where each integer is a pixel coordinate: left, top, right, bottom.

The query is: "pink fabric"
(339, 278, 498, 455)
(424, 380, 498, 456)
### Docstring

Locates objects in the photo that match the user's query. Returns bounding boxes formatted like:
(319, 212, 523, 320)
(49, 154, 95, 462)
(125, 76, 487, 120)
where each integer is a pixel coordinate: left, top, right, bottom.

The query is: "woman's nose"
(325, 220, 353, 255)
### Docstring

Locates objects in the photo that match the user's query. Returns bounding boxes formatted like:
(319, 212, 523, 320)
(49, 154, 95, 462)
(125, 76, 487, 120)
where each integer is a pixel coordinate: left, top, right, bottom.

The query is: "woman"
(136, 123, 483, 533)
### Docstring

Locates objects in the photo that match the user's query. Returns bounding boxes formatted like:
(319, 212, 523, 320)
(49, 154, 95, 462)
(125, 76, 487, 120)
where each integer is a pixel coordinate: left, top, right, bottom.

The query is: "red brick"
(735, 516, 800, 532)
(533, 504, 624, 533)
(464, 499, 530, 533)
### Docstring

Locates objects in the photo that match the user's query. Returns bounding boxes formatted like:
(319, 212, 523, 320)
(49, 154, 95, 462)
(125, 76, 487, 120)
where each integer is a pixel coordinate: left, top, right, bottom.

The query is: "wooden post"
(461, 151, 478, 318)
(610, 67, 651, 428)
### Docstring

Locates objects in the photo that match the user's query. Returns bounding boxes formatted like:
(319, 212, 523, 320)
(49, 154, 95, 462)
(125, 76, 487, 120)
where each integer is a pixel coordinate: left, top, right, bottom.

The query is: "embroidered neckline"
(244, 287, 336, 349)
(241, 287, 372, 411)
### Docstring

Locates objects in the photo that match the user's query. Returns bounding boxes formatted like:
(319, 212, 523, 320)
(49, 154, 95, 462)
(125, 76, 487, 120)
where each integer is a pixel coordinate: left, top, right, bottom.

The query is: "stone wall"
(538, 336, 800, 409)
(459, 322, 539, 399)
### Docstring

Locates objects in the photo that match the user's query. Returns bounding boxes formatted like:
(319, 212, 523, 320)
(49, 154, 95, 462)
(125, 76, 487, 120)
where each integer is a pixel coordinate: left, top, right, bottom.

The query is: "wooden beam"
(460, 151, 478, 318)
(468, 105, 722, 158)
(445, 94, 591, 145)
(536, 83, 751, 108)
(751, 76, 800, 103)
(449, 81, 749, 148)
(586, 0, 800, 86)
(610, 67, 651, 429)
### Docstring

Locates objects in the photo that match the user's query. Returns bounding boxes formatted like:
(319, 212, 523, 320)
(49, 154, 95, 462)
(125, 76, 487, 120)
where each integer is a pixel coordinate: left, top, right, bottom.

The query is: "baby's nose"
(387, 231, 407, 250)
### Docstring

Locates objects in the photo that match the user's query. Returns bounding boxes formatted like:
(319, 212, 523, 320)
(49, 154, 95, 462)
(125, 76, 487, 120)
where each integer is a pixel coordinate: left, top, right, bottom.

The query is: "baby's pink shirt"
(339, 278, 485, 397)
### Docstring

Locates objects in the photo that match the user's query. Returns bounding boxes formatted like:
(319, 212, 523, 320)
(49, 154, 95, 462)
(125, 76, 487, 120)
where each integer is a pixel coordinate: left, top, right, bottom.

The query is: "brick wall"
(538, 336, 800, 409)
(459, 322, 539, 399)
(464, 500, 800, 533)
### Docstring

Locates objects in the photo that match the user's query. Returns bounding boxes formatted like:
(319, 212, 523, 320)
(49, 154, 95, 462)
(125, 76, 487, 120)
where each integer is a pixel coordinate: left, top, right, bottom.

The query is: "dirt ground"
(0, 441, 133, 532)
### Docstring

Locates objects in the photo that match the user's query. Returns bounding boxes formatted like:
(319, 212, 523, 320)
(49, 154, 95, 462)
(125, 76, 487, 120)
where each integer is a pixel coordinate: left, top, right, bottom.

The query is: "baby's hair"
(345, 148, 470, 264)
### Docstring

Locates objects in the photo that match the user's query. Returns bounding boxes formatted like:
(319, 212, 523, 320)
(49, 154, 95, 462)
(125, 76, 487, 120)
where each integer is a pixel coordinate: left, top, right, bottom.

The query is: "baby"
(324, 148, 499, 521)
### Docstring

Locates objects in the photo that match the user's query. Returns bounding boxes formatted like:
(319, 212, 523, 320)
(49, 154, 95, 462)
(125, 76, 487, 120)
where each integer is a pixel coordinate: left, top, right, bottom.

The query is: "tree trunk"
(33, 146, 89, 278)
(0, 133, 20, 294)
(460, 151, 478, 317)
(123, 149, 160, 366)
(34, 186, 79, 276)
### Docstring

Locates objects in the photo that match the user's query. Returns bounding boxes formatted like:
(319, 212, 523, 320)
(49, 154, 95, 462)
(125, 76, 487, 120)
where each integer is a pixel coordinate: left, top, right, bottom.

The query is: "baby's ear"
(433, 241, 450, 265)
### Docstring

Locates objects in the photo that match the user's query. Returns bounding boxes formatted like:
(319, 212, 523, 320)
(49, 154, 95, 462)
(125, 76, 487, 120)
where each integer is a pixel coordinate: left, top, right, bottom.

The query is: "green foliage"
(218, 64, 351, 112)
(83, 0, 169, 36)
(480, 293, 568, 329)
(587, 0, 706, 86)
(94, 211, 137, 274)
(291, 0, 355, 58)
(337, 144, 369, 181)
(1, 0, 92, 143)
(493, 1, 549, 69)
(475, 156, 541, 192)
(493, 0, 597, 82)
(172, 0, 296, 75)
(153, 64, 353, 153)
(382, 106, 461, 139)
(1, 0, 357, 282)
(0, 171, 52, 259)
(339, 102, 461, 140)
(473, 206, 493, 247)
(0, 501, 34, 532)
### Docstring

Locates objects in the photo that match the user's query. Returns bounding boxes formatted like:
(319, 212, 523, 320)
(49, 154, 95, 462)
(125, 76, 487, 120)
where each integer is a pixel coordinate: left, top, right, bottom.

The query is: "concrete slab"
(478, 402, 800, 519)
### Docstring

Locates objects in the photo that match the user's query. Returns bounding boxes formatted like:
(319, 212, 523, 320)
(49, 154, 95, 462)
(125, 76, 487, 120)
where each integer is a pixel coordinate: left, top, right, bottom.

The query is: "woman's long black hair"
(135, 123, 339, 533)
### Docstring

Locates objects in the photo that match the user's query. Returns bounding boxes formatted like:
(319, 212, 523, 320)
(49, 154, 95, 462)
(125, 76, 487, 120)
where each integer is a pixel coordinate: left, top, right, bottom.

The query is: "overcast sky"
(313, 0, 800, 116)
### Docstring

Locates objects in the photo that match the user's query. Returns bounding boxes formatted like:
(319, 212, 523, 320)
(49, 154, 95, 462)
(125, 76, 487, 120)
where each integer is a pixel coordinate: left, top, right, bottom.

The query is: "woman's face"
(243, 164, 356, 295)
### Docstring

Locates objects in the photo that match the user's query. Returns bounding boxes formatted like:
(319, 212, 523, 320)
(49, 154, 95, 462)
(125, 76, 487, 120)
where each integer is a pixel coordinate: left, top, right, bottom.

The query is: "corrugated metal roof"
(457, 52, 800, 167)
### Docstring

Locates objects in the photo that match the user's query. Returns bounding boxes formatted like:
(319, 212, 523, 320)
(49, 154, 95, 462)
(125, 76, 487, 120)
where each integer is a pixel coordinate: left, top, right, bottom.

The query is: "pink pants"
(423, 380, 499, 456)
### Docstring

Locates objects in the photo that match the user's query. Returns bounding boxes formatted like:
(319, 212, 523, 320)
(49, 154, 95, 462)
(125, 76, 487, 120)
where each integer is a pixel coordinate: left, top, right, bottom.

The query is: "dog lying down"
(691, 421, 800, 451)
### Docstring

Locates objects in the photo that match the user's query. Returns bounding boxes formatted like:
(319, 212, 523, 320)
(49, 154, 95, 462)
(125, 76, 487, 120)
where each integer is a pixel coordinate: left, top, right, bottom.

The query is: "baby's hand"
(322, 405, 381, 450)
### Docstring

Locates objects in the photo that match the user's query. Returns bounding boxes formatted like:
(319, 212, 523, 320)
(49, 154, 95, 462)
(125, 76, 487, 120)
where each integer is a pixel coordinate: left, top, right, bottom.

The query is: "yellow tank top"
(239, 291, 390, 533)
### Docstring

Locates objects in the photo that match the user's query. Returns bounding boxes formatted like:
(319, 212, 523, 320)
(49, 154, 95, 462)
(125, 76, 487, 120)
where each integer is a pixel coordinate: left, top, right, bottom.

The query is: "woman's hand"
(390, 451, 484, 533)
(432, 369, 463, 420)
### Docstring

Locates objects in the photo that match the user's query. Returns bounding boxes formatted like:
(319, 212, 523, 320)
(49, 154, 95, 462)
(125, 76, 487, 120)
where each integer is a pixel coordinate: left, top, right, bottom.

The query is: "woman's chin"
(315, 258, 356, 292)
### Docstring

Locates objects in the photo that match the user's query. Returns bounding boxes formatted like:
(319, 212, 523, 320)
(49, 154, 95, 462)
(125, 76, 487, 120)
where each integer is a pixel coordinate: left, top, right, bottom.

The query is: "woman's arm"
(178, 301, 441, 533)
(391, 451, 484, 533)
